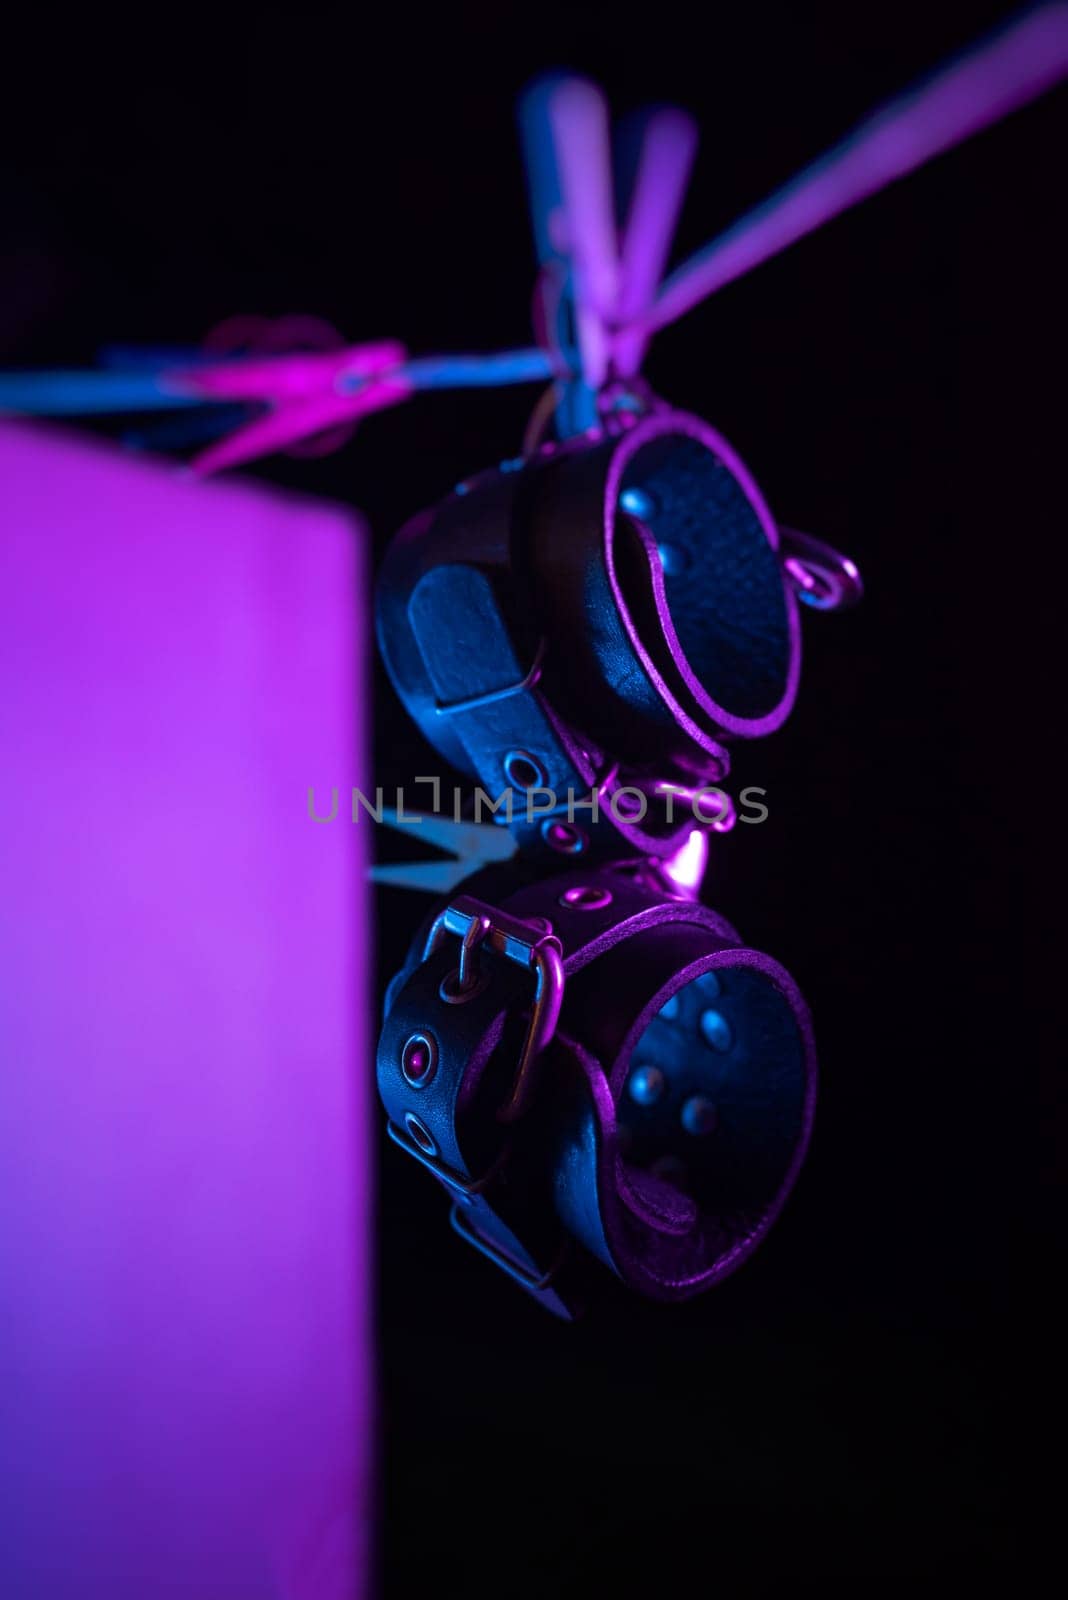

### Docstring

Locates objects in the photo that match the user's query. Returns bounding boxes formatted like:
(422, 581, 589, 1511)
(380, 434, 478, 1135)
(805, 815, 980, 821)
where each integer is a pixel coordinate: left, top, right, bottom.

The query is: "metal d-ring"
(779, 526, 864, 611)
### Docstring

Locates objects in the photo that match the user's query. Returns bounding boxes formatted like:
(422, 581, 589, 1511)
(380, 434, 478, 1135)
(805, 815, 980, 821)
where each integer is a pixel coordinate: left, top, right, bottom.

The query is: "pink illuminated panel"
(0, 423, 370, 1599)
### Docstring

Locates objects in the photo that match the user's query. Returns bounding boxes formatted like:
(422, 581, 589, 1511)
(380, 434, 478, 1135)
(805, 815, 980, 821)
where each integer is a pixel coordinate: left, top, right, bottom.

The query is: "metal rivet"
(401, 1032, 437, 1088)
(657, 542, 690, 576)
(681, 1096, 719, 1136)
(542, 819, 587, 855)
(699, 1008, 732, 1052)
(559, 884, 612, 910)
(628, 1065, 666, 1107)
(620, 486, 658, 520)
(404, 1112, 437, 1156)
(503, 749, 546, 791)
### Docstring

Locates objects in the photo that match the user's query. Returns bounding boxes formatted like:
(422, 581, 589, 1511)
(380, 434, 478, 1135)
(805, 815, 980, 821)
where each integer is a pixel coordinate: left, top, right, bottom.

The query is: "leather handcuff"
(376, 406, 857, 1314)
(378, 861, 817, 1318)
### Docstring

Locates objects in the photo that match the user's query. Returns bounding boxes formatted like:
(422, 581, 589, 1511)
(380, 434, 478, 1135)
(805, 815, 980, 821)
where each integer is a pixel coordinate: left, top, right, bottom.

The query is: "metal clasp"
(423, 894, 565, 1122)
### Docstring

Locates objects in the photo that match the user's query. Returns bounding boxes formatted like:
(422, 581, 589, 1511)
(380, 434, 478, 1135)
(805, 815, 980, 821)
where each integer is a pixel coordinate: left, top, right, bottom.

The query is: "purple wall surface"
(0, 423, 371, 1599)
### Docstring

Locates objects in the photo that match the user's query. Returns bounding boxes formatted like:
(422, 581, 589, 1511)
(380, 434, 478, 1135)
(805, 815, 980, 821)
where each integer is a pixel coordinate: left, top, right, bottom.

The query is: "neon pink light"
(640, 4, 1068, 335)
(614, 109, 698, 378)
(165, 339, 412, 474)
(0, 422, 371, 1598)
(170, 339, 405, 400)
(191, 374, 412, 475)
(547, 78, 620, 387)
(662, 827, 710, 892)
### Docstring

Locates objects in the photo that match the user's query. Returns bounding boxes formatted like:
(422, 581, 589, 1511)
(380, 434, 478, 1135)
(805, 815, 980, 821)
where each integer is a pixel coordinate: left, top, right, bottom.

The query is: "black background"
(2, 2, 1059, 1589)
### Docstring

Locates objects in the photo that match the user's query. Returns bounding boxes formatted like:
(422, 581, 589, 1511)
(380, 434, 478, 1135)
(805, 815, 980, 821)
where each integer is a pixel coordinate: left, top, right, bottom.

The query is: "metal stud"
(699, 1008, 732, 1052)
(681, 1096, 718, 1136)
(620, 486, 658, 520)
(657, 542, 690, 576)
(628, 1064, 666, 1106)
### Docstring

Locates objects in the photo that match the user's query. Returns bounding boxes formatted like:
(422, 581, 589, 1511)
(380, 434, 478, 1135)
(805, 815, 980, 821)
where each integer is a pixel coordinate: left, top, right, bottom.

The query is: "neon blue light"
(99, 346, 205, 371)
(0, 372, 205, 416)
(403, 350, 555, 390)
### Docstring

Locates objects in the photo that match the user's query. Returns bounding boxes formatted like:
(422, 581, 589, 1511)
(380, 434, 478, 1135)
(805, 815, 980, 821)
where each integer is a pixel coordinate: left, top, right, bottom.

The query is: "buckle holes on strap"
(559, 883, 613, 910)
(404, 1112, 437, 1156)
(503, 749, 547, 791)
(401, 1031, 438, 1088)
(542, 819, 587, 855)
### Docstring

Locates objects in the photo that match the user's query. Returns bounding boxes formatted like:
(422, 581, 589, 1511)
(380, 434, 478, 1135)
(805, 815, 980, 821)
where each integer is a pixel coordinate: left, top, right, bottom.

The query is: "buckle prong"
(424, 894, 565, 1122)
(457, 911, 491, 991)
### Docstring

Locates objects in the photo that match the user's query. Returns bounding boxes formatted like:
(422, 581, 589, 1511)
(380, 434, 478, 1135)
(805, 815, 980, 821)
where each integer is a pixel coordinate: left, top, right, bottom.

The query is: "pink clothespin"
(544, 78, 619, 391)
(614, 109, 698, 379)
(166, 340, 411, 474)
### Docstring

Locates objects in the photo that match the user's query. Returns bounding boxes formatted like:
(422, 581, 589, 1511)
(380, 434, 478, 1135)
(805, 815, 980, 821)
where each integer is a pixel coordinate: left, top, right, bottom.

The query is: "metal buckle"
(422, 894, 565, 1122)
